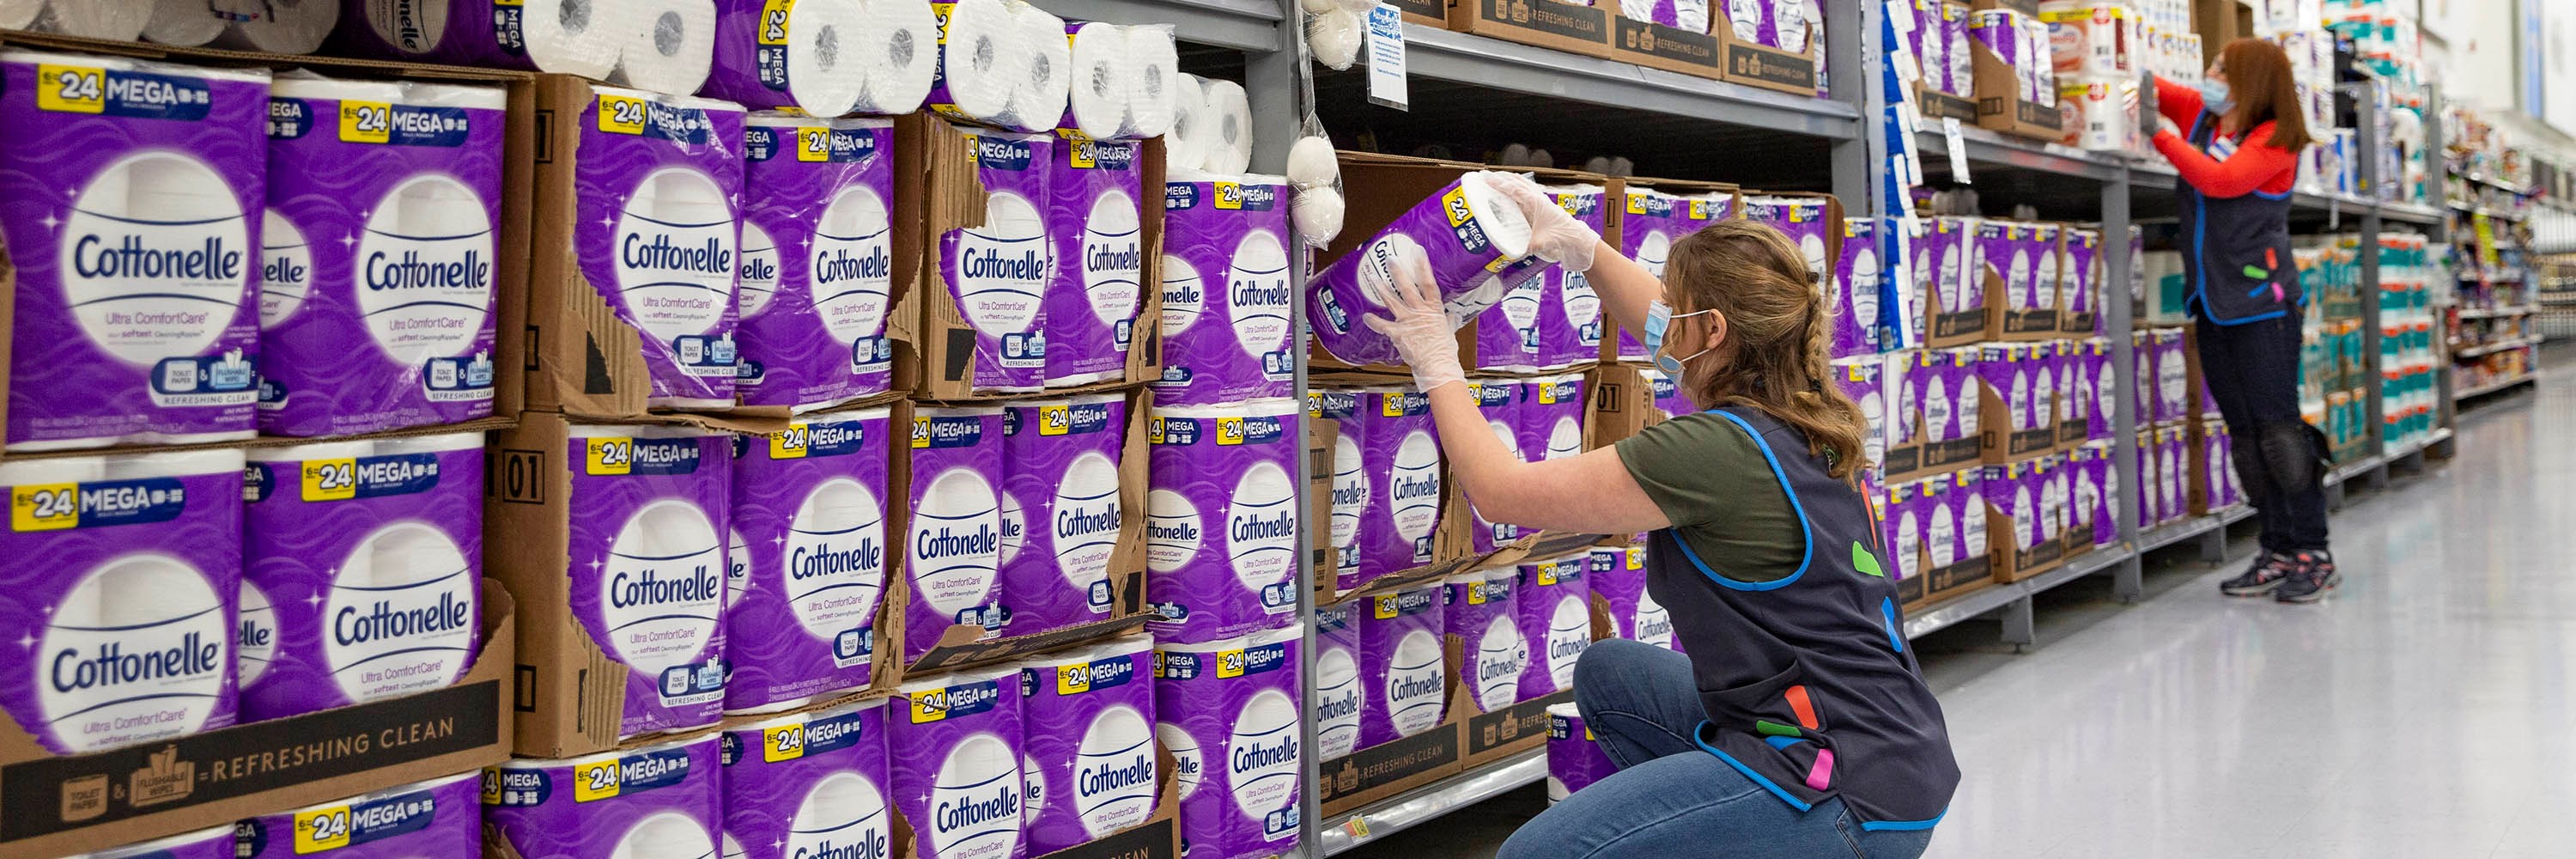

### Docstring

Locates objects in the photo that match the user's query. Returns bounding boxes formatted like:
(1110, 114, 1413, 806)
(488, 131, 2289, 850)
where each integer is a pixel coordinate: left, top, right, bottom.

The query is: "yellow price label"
(36, 64, 105, 113)
(573, 759, 622, 802)
(585, 438, 635, 475)
(340, 101, 392, 144)
(597, 94, 648, 135)
(11, 484, 79, 533)
(294, 805, 354, 853)
(301, 458, 359, 502)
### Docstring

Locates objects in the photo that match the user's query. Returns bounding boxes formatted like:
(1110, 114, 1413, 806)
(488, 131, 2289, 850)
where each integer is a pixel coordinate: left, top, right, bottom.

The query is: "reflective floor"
(1338, 369, 2567, 859)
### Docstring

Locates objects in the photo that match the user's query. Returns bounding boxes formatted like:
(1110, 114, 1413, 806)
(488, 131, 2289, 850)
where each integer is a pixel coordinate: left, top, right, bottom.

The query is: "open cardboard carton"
(1919, 467, 1995, 602)
(1717, 9, 1823, 95)
(1583, 362, 1656, 450)
(1443, 640, 1575, 771)
(1610, 13, 1724, 80)
(1969, 17, 2067, 141)
(1309, 417, 1343, 592)
(0, 582, 514, 857)
(890, 116, 1167, 401)
(1978, 343, 2061, 463)
(1446, 0, 1614, 58)
(882, 741, 1183, 859)
(1982, 457, 2066, 583)
(897, 387, 1157, 678)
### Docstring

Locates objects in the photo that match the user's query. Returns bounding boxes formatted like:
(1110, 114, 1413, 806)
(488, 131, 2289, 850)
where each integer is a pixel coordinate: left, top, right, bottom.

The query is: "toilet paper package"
(2131, 427, 2160, 527)
(1882, 478, 1924, 599)
(1744, 195, 1834, 290)
(1835, 358, 1886, 487)
(2153, 327, 2186, 423)
(143, 0, 336, 52)
(572, 86, 745, 410)
(1918, 216, 1978, 341)
(1465, 380, 1524, 555)
(2082, 338, 2114, 440)
(1978, 342, 2048, 449)
(706, 0, 870, 116)
(1982, 459, 2049, 554)
(0, 448, 245, 754)
(1925, 346, 1980, 454)
(736, 115, 897, 411)
(3, 53, 266, 450)
(1044, 137, 1148, 387)
(2053, 339, 2088, 443)
(1344, 388, 1444, 589)
(1156, 171, 1293, 405)
(335, 0, 626, 78)
(1018, 637, 1158, 854)
(1880, 351, 1919, 472)
(562, 425, 732, 739)
(1355, 585, 1444, 749)
(2041, 2, 2132, 76)
(486, 731, 725, 859)
(999, 393, 1133, 636)
(1154, 625, 1301, 859)
(2065, 442, 2102, 550)
(1313, 601, 1363, 761)
(2028, 223, 2062, 314)
(1534, 184, 1608, 369)
(2157, 423, 2185, 525)
(726, 406, 892, 715)
(1717, 0, 1760, 36)
(1444, 568, 1525, 714)
(890, 665, 1026, 859)
(240, 771, 479, 859)
(1971, 220, 2031, 317)
(1520, 373, 1588, 467)
(1309, 172, 1535, 367)
(1515, 554, 1591, 701)
(718, 698, 893, 859)
(1546, 703, 1614, 803)
(1643, 366, 1692, 419)
(1587, 545, 1675, 650)
(1145, 399, 1301, 643)
(925, 0, 1026, 126)
(1471, 272, 1544, 374)
(2081, 440, 2116, 545)
(2061, 228, 2099, 333)
(1307, 390, 1367, 591)
(1060, 21, 1126, 139)
(936, 127, 1054, 394)
(240, 432, 483, 722)
(84, 826, 236, 859)
(905, 405, 1006, 661)
(1832, 217, 1883, 358)
(259, 76, 504, 437)
(1929, 468, 1988, 575)
(1612, 190, 1689, 362)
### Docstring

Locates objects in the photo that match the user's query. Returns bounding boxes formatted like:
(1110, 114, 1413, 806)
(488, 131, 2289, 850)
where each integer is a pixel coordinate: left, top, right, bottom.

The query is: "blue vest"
(2175, 111, 2301, 325)
(1649, 405, 1958, 828)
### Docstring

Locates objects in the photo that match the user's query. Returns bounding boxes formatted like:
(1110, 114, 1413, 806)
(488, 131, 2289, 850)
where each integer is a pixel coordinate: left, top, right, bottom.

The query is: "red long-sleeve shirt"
(2150, 75, 2300, 198)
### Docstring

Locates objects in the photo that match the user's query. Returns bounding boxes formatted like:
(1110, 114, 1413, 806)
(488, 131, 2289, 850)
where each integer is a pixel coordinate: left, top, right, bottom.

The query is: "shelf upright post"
(2351, 83, 2385, 466)
(2103, 168, 2144, 602)
(1833, 0, 1885, 214)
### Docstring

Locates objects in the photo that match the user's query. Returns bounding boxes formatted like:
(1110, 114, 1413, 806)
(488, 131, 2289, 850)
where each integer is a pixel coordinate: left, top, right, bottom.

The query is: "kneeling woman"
(1363, 175, 1958, 857)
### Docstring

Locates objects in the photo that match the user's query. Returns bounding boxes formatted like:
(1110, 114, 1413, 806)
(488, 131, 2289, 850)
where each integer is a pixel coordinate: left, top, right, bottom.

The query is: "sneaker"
(2221, 551, 2292, 597)
(2274, 551, 2340, 604)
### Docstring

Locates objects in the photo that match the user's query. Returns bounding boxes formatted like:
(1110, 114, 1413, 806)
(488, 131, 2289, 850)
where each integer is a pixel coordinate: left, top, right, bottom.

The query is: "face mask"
(1642, 300, 1715, 375)
(2197, 78, 2233, 116)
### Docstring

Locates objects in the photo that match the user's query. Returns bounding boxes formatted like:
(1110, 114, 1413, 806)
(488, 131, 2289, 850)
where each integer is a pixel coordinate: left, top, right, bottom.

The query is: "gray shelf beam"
(1034, 0, 1286, 52)
(1317, 752, 1549, 855)
(1400, 24, 1862, 138)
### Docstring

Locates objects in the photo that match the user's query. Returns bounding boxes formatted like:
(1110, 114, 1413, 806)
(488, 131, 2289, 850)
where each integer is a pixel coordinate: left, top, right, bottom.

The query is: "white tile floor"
(1338, 370, 2567, 859)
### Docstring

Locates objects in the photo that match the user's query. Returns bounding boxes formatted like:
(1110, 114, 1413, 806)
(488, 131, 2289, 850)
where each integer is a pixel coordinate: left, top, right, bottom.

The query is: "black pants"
(2194, 316, 2330, 552)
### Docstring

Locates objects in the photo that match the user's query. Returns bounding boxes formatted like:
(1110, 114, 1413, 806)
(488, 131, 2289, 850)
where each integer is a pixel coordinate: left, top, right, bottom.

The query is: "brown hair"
(2217, 38, 2314, 152)
(1660, 219, 1868, 480)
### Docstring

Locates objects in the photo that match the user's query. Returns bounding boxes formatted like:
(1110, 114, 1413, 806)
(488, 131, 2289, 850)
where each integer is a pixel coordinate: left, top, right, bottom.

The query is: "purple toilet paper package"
(2133, 428, 2160, 527)
(2052, 340, 2086, 440)
(2159, 424, 2186, 524)
(260, 76, 504, 437)
(906, 405, 1007, 661)
(1308, 390, 1367, 590)
(1918, 347, 1976, 446)
(939, 127, 1055, 394)
(1146, 399, 1302, 644)
(1045, 137, 1146, 387)
(1982, 459, 2047, 552)
(1589, 545, 1675, 650)
(1883, 478, 1924, 587)
(1155, 625, 1303, 859)
(1977, 343, 2044, 436)
(1971, 220, 2031, 314)
(2027, 223, 2062, 313)
(2063, 228, 2100, 331)
(0, 449, 244, 755)
(1642, 366, 1692, 419)
(1309, 172, 1536, 367)
(2154, 327, 2187, 423)
(241, 433, 483, 723)
(1346, 388, 1444, 589)
(1546, 703, 1616, 803)
(720, 698, 893, 859)
(1923, 217, 1977, 327)
(1746, 196, 1834, 294)
(2, 53, 267, 450)
(1881, 352, 1917, 454)
(1832, 217, 1882, 358)
(1467, 380, 1526, 555)
(485, 732, 725, 859)
(2043, 452, 2071, 546)
(1473, 271, 1545, 374)
(1315, 601, 1364, 761)
(1018, 636, 1158, 854)
(1521, 373, 1588, 467)
(574, 86, 745, 409)
(1444, 569, 1525, 714)
(1834, 358, 1886, 486)
(241, 771, 479, 859)
(1000, 393, 1131, 637)
(1156, 172, 1293, 405)
(2083, 440, 2117, 545)
(2066, 442, 2103, 548)
(1516, 554, 1592, 701)
(890, 665, 1027, 859)
(2082, 338, 2114, 440)
(566, 426, 731, 739)
(1536, 184, 1608, 369)
(1613, 189, 1692, 362)
(87, 826, 234, 859)
(727, 406, 892, 714)
(736, 115, 897, 411)
(1936, 469, 1990, 572)
(1354, 585, 1446, 749)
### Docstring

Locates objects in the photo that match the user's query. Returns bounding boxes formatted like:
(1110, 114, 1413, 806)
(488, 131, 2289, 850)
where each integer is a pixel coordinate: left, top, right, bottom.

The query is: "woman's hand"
(1487, 172, 1600, 273)
(2158, 113, 2181, 138)
(1364, 249, 1467, 393)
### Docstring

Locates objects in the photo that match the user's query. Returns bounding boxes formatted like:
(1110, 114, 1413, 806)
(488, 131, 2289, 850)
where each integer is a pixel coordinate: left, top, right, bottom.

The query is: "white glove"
(1486, 172, 1600, 273)
(2156, 114, 2181, 139)
(1364, 248, 1467, 393)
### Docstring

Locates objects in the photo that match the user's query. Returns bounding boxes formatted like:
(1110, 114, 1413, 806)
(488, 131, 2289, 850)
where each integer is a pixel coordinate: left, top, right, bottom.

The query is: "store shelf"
(1034, 0, 1284, 50)
(2138, 505, 2257, 553)
(2458, 305, 2538, 320)
(1917, 126, 2128, 181)
(2458, 373, 2539, 399)
(1398, 24, 1859, 139)
(1901, 544, 2132, 640)
(2455, 335, 2543, 357)
(1319, 751, 1546, 856)
(2381, 202, 2446, 225)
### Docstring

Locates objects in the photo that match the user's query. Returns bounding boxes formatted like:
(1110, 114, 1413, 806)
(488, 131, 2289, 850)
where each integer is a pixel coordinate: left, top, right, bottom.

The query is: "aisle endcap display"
(0, 582, 515, 858)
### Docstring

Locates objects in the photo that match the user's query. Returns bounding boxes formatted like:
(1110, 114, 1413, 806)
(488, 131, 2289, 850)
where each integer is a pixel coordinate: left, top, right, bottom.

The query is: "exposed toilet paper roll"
(1063, 21, 1129, 139)
(706, 0, 866, 115)
(1201, 78, 1255, 174)
(927, 0, 1022, 124)
(1120, 25, 1181, 138)
(489, 733, 725, 859)
(1307, 171, 1536, 366)
(1291, 186, 1346, 247)
(1002, 3, 1072, 132)
(1285, 136, 1340, 187)
(1145, 399, 1303, 644)
(31, 0, 151, 40)
(614, 0, 718, 96)
(241, 773, 480, 859)
(206, 0, 337, 52)
(1306, 8, 1362, 70)
(1019, 637, 1157, 853)
(565, 424, 731, 739)
(889, 665, 1026, 859)
(1154, 626, 1303, 859)
(0, 448, 245, 754)
(848, 0, 939, 114)
(904, 406, 1007, 661)
(76, 826, 236, 859)
(726, 407, 892, 715)
(350, 0, 625, 76)
(720, 699, 892, 859)
(0, 0, 39, 29)
(999, 394, 1129, 635)
(143, 0, 226, 46)
(1164, 74, 1212, 174)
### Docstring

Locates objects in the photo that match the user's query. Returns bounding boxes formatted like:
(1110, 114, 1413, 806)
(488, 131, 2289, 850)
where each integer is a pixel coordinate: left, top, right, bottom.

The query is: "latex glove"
(1363, 248, 1467, 393)
(1486, 172, 1600, 273)
(2156, 114, 2182, 139)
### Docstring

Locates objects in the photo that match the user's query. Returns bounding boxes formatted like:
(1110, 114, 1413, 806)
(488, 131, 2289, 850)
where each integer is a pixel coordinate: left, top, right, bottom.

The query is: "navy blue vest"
(2175, 111, 2301, 325)
(1649, 405, 1958, 828)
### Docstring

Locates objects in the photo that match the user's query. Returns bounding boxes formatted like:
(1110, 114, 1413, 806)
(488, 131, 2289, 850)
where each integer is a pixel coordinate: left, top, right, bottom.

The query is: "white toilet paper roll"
(850, 0, 938, 114)
(1004, 3, 1072, 132)
(1120, 25, 1181, 138)
(208, 0, 337, 53)
(143, 0, 226, 46)
(1292, 186, 1345, 246)
(1301, 0, 1333, 11)
(1499, 143, 1532, 167)
(1201, 79, 1254, 174)
(1306, 8, 1363, 70)
(0, 455, 108, 488)
(0, 0, 39, 29)
(1285, 136, 1339, 187)
(523, 0, 629, 79)
(710, 0, 866, 115)
(1582, 155, 1612, 174)
(1063, 21, 1129, 139)
(930, 0, 1022, 123)
(247, 439, 376, 469)
(1527, 149, 1554, 168)
(614, 0, 718, 96)
(33, 0, 151, 40)
(1164, 75, 1212, 174)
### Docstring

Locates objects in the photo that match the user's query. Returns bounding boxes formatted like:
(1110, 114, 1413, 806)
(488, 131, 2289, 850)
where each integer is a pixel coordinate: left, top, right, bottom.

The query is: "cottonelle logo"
(258, 210, 313, 326)
(1471, 614, 1527, 711)
(39, 555, 230, 752)
(812, 183, 893, 348)
(929, 733, 1022, 856)
(1228, 460, 1298, 612)
(325, 521, 477, 703)
(356, 174, 495, 364)
(602, 499, 726, 676)
(787, 478, 885, 665)
(1050, 451, 1122, 599)
(61, 150, 250, 365)
(1388, 431, 1443, 558)
(1384, 627, 1446, 736)
(616, 167, 738, 366)
(1229, 688, 1301, 840)
(1228, 230, 1292, 374)
(787, 771, 891, 859)
(1312, 645, 1362, 759)
(1073, 704, 1157, 835)
(1081, 191, 1145, 340)
(911, 468, 1001, 623)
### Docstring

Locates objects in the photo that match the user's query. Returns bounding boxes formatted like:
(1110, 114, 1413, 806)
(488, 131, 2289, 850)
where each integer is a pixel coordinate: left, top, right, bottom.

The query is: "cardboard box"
(893, 117, 1166, 400)
(1583, 362, 1654, 449)
(884, 740, 1184, 859)
(1969, 12, 2069, 141)
(1385, 0, 1450, 26)
(1881, 350, 1929, 481)
(1921, 217, 1988, 347)
(1611, 15, 1724, 79)
(1984, 456, 2065, 582)
(1719, 7, 1823, 95)
(1310, 417, 1342, 585)
(0, 582, 514, 857)
(1318, 710, 1464, 818)
(1913, 3, 1981, 120)
(1447, 0, 1616, 58)
(1919, 467, 1993, 600)
(1978, 342, 2059, 462)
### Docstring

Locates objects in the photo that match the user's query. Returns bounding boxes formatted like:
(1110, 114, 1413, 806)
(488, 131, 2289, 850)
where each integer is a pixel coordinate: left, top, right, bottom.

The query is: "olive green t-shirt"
(1613, 412, 1806, 583)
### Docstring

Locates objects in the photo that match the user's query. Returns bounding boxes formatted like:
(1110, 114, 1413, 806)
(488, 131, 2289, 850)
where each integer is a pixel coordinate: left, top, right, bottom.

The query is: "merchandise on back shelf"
(487, 732, 724, 859)
(2060, 228, 2101, 334)
(1833, 217, 1885, 357)
(1158, 171, 1295, 405)
(1979, 341, 2056, 461)
(1881, 350, 1926, 478)
(1885, 478, 1927, 604)
(1835, 357, 1887, 493)
(720, 699, 893, 859)
(1157, 626, 1303, 859)
(1147, 398, 1302, 643)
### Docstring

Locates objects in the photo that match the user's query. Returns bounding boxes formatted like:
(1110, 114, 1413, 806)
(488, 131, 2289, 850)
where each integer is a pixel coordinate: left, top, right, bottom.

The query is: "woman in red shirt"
(2148, 39, 2333, 602)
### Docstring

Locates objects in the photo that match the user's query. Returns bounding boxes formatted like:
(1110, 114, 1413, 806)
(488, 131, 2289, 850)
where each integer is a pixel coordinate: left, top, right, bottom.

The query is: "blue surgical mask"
(2197, 78, 2233, 116)
(1642, 300, 1715, 375)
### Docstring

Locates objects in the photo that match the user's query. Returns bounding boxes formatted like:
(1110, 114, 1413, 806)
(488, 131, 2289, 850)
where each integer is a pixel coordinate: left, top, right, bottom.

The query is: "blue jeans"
(1497, 640, 1936, 859)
